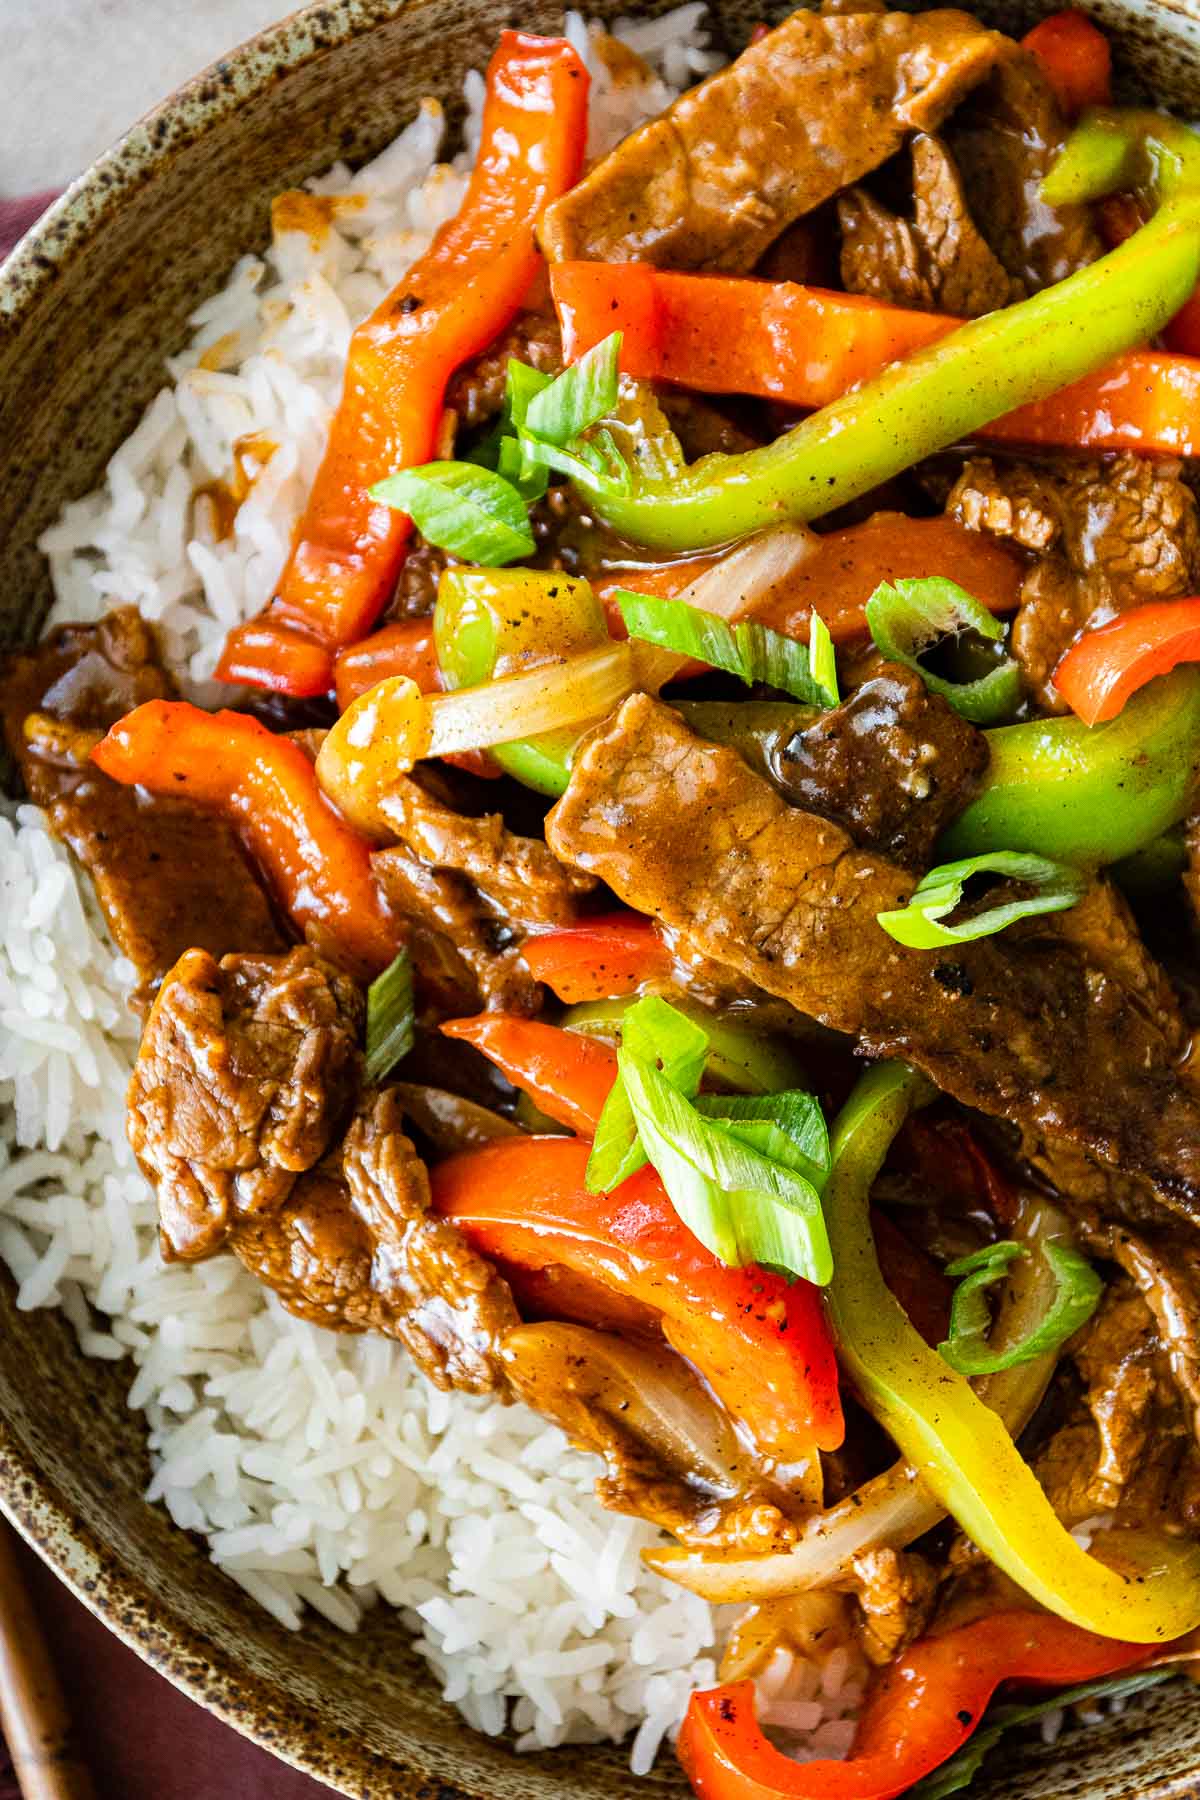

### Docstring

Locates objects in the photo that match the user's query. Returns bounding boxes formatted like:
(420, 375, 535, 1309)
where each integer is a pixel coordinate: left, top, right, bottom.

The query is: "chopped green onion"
(524, 332, 622, 448)
(586, 995, 708, 1193)
(876, 851, 1087, 949)
(371, 462, 535, 565)
(939, 1238, 1103, 1377)
(496, 433, 549, 503)
(910, 1667, 1177, 1799)
(563, 995, 810, 1094)
(505, 357, 553, 434)
(616, 590, 835, 706)
(808, 610, 839, 707)
(694, 1092, 830, 1191)
(518, 430, 631, 494)
(620, 1052, 833, 1283)
(865, 576, 1020, 724)
(364, 949, 414, 1084)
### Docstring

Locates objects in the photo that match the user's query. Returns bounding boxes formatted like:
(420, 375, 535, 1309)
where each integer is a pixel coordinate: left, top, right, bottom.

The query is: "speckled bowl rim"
(6, 3, 1200, 1796)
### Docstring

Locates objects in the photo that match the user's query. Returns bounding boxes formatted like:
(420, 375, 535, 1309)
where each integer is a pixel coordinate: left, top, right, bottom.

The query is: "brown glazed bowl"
(4, 1, 1200, 1794)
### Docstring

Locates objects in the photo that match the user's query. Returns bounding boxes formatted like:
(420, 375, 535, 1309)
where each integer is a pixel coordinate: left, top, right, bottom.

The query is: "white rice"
(2, 6, 862, 1770)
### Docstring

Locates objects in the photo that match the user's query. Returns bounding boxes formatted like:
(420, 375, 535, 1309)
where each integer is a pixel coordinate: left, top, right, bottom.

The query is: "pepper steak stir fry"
(11, 9, 1200, 1794)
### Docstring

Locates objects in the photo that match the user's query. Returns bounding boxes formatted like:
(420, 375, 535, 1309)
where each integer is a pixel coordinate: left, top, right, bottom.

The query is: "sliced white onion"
(427, 642, 636, 754)
(646, 1194, 1076, 1603)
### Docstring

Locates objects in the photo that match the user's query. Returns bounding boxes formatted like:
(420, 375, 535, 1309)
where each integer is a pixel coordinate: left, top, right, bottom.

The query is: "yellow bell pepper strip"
(938, 666, 1200, 867)
(433, 567, 610, 796)
(215, 31, 589, 694)
(823, 1062, 1200, 1643)
(558, 145, 1200, 553)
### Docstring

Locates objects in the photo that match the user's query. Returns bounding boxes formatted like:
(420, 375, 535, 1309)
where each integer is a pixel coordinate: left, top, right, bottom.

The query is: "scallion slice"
(524, 332, 622, 448)
(616, 590, 836, 706)
(371, 462, 535, 565)
(808, 610, 840, 707)
(876, 851, 1087, 949)
(621, 1052, 833, 1284)
(939, 1237, 1103, 1377)
(865, 576, 1020, 724)
(364, 949, 414, 1084)
(586, 995, 709, 1193)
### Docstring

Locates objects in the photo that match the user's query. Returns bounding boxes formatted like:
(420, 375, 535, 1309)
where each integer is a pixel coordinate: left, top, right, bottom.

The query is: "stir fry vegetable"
(441, 1015, 618, 1135)
(939, 1236, 1102, 1377)
(364, 949, 415, 1083)
(551, 265, 1200, 466)
(562, 996, 810, 1096)
(617, 592, 839, 708)
(864, 579, 1019, 725)
(91, 701, 401, 975)
(433, 568, 610, 795)
(940, 668, 1200, 866)
(876, 852, 1087, 948)
(824, 1062, 1200, 1640)
(1022, 10, 1113, 116)
(215, 31, 589, 694)
(431, 1135, 844, 1455)
(522, 914, 674, 1000)
(677, 1613, 1153, 1800)
(1054, 598, 1200, 724)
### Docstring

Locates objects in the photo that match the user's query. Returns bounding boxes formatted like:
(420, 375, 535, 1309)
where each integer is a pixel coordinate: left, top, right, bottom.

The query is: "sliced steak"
(446, 311, 562, 432)
(128, 946, 364, 1260)
(947, 453, 1200, 707)
(547, 695, 1200, 1220)
(768, 662, 987, 871)
(2, 609, 285, 1007)
(237, 1089, 517, 1392)
(839, 133, 1021, 316)
(540, 8, 1010, 272)
(371, 773, 596, 1015)
(945, 51, 1102, 290)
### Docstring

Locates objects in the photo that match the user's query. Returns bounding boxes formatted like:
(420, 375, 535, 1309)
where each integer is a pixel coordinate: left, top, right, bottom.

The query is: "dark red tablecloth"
(0, 190, 336, 1799)
(0, 1532, 337, 1799)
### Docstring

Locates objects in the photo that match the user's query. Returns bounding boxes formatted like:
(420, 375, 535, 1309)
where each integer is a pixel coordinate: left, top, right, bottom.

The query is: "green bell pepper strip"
(824, 1062, 1200, 1643)
(433, 567, 609, 795)
(939, 667, 1200, 867)
(561, 995, 811, 1095)
(1041, 108, 1200, 208)
(567, 145, 1200, 553)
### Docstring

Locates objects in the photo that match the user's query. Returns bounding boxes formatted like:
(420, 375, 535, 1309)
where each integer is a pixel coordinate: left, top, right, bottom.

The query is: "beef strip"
(129, 948, 516, 1390)
(1035, 1277, 1200, 1529)
(128, 946, 365, 1260)
(768, 662, 987, 871)
(370, 773, 596, 1014)
(947, 453, 1200, 707)
(2, 609, 284, 1008)
(839, 133, 1022, 316)
(371, 845, 541, 1016)
(539, 9, 1010, 272)
(236, 1088, 516, 1391)
(546, 695, 1200, 1221)
(945, 51, 1102, 290)
(836, 1547, 938, 1665)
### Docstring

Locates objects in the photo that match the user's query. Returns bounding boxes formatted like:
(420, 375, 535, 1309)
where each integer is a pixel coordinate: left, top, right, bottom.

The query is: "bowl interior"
(3, 1, 1200, 1794)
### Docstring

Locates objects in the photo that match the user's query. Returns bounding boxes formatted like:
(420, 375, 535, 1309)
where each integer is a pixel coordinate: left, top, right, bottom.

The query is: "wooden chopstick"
(0, 1520, 95, 1800)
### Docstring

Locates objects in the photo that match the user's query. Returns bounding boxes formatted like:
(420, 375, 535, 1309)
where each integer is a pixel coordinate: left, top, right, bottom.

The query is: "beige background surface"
(2, 0, 289, 195)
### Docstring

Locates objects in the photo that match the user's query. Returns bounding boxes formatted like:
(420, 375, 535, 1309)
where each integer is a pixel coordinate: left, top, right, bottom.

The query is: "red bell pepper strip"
(596, 513, 1024, 649)
(678, 1611, 1151, 1800)
(216, 616, 337, 698)
(897, 1114, 1018, 1228)
(522, 913, 675, 1002)
(432, 1135, 844, 1455)
(333, 618, 444, 711)
(869, 1211, 952, 1348)
(441, 1014, 618, 1135)
(552, 262, 1200, 458)
(216, 33, 589, 694)
(91, 701, 401, 977)
(1054, 597, 1200, 724)
(1022, 11, 1112, 117)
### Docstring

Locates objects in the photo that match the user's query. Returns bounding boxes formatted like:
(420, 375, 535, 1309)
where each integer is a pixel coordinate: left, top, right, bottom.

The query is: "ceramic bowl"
(3, 1, 1200, 1793)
